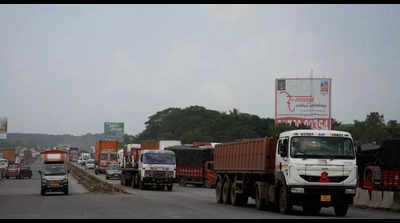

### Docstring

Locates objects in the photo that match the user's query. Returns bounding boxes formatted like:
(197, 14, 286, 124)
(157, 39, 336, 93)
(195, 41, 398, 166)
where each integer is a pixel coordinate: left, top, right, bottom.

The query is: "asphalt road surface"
(1, 160, 400, 219)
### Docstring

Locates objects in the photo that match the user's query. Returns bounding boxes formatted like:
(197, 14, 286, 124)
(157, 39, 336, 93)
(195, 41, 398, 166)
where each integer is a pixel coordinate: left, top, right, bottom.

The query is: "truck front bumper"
(142, 177, 174, 185)
(288, 185, 356, 207)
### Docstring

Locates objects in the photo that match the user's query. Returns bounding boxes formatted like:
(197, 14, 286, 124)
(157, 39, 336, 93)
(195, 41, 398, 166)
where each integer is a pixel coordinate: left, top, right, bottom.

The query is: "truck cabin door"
(276, 138, 289, 178)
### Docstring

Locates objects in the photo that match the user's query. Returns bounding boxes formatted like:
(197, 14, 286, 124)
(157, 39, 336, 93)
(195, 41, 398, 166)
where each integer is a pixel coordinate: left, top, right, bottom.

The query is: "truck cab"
(275, 130, 357, 216)
(95, 150, 118, 174)
(136, 149, 176, 191)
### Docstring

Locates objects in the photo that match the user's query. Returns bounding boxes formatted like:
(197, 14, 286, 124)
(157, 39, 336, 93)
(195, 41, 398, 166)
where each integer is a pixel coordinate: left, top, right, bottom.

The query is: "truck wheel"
(255, 186, 266, 210)
(179, 178, 186, 187)
(222, 176, 232, 204)
(231, 181, 242, 206)
(6, 176, 9, 179)
(41, 189, 46, 196)
(334, 203, 349, 217)
(64, 188, 69, 195)
(95, 170, 98, 175)
(216, 176, 224, 204)
(167, 184, 173, 191)
(120, 176, 124, 186)
(204, 179, 212, 188)
(279, 183, 292, 214)
(139, 179, 145, 190)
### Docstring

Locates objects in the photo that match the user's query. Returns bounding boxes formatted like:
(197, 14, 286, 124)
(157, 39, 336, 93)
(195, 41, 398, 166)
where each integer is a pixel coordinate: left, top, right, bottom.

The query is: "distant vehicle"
(39, 150, 69, 196)
(19, 165, 32, 179)
(105, 164, 121, 180)
(0, 158, 8, 179)
(72, 158, 78, 163)
(6, 163, 21, 179)
(120, 148, 176, 191)
(85, 159, 95, 169)
(166, 146, 215, 188)
(94, 140, 118, 175)
(77, 158, 84, 166)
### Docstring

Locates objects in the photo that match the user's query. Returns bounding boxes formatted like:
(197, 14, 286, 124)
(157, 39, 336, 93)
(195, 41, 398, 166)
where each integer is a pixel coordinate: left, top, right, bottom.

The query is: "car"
(105, 164, 121, 180)
(6, 163, 21, 179)
(19, 166, 32, 179)
(39, 164, 69, 196)
(85, 159, 95, 169)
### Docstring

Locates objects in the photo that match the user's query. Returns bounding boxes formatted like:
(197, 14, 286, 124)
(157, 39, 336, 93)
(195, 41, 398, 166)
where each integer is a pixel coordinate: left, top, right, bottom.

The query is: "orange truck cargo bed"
(214, 137, 277, 174)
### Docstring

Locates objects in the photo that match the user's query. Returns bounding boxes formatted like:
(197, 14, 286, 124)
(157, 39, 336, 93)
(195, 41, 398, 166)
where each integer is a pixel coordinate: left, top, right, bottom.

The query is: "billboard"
(0, 117, 7, 139)
(104, 122, 124, 142)
(275, 78, 331, 130)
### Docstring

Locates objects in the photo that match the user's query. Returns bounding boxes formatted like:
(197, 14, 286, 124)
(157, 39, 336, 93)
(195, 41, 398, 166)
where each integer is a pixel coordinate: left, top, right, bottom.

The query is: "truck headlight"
(345, 188, 356, 194)
(291, 187, 304, 194)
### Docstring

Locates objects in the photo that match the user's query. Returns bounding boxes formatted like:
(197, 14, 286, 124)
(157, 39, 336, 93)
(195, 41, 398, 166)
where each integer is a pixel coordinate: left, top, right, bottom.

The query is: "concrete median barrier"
(354, 188, 400, 211)
(67, 162, 127, 194)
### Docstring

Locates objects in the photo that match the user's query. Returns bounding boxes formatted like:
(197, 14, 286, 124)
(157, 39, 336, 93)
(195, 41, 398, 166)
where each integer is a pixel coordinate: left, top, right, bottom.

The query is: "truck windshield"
(110, 153, 117, 161)
(100, 153, 108, 160)
(143, 153, 176, 165)
(290, 136, 355, 159)
(43, 165, 66, 175)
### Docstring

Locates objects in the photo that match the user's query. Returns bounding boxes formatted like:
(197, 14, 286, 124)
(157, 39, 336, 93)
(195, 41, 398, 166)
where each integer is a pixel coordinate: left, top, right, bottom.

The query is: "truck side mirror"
(279, 141, 288, 157)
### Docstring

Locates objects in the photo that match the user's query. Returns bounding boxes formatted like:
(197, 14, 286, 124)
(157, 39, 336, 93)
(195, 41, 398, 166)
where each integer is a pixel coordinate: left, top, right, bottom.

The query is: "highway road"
(1, 159, 400, 218)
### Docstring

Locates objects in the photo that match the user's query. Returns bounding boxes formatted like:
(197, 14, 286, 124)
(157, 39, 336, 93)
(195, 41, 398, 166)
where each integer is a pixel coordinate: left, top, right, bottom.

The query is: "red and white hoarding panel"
(275, 78, 332, 130)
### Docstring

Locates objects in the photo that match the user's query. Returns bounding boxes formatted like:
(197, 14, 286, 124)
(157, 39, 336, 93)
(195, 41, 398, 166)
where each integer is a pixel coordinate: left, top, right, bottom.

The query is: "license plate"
(320, 195, 331, 202)
(51, 182, 60, 187)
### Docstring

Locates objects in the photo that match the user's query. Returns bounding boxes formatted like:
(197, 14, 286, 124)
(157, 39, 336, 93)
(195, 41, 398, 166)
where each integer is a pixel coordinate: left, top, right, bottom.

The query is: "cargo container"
(166, 146, 215, 188)
(140, 140, 181, 150)
(41, 150, 67, 164)
(214, 130, 357, 217)
(94, 140, 118, 174)
(0, 149, 16, 163)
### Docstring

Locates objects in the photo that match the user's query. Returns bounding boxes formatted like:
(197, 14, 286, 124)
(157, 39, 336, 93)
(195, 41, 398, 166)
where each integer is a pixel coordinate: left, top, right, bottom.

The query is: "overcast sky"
(1, 4, 399, 135)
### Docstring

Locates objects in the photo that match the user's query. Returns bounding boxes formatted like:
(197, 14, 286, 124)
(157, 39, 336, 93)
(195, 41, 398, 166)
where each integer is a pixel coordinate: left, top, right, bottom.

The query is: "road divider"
(353, 188, 400, 211)
(67, 161, 127, 194)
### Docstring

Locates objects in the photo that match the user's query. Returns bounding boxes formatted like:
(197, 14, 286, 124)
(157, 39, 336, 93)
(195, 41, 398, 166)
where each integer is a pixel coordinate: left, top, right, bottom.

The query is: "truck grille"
(300, 175, 348, 183)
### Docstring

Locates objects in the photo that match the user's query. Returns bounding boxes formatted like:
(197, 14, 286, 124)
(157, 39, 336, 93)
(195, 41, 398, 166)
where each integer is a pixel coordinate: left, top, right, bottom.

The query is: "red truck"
(357, 139, 400, 192)
(166, 146, 216, 188)
(94, 140, 118, 174)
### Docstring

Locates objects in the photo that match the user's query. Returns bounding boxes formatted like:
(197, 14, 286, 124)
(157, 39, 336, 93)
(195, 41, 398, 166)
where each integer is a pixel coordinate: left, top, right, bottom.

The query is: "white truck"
(214, 129, 357, 217)
(120, 149, 176, 191)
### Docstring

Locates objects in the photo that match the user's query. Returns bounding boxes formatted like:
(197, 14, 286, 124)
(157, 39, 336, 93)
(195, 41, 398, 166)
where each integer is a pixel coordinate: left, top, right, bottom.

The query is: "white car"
(85, 159, 95, 169)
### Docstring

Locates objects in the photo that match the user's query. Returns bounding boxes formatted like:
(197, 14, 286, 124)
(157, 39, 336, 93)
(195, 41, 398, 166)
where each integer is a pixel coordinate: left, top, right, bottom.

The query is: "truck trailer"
(214, 130, 357, 217)
(166, 146, 215, 188)
(356, 139, 400, 192)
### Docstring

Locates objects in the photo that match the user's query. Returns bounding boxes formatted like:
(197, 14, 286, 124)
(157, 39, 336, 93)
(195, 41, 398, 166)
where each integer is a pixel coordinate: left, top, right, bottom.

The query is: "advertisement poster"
(104, 122, 124, 142)
(0, 117, 7, 139)
(275, 78, 331, 130)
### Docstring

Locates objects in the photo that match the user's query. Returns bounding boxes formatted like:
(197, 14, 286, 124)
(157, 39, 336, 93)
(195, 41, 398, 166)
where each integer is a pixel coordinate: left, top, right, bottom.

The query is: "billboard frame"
(274, 77, 332, 130)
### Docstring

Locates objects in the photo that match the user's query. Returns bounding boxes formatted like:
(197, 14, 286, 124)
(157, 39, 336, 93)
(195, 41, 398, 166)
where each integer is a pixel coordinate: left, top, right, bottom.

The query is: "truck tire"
(216, 176, 224, 204)
(255, 186, 266, 210)
(120, 176, 125, 186)
(179, 178, 186, 187)
(334, 203, 349, 217)
(95, 170, 98, 175)
(64, 188, 69, 195)
(222, 176, 232, 204)
(278, 183, 292, 214)
(139, 179, 145, 190)
(41, 189, 46, 196)
(231, 180, 244, 206)
(167, 184, 173, 191)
